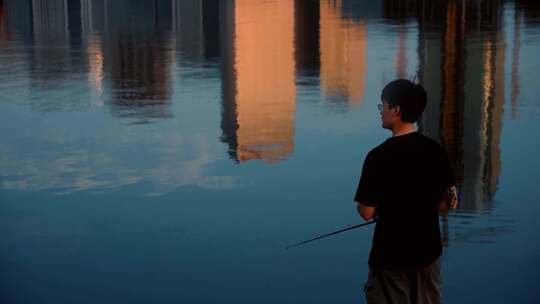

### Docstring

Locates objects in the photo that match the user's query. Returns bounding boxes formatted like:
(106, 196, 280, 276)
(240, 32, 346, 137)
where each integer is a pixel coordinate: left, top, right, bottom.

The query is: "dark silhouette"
(355, 79, 457, 303)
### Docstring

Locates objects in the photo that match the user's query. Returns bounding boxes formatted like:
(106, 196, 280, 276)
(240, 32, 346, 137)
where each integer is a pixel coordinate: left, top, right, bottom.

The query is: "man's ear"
(391, 105, 401, 117)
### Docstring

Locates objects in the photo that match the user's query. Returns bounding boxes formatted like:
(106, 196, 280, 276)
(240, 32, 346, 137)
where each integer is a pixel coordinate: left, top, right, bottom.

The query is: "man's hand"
(357, 203, 377, 221)
(439, 186, 458, 213)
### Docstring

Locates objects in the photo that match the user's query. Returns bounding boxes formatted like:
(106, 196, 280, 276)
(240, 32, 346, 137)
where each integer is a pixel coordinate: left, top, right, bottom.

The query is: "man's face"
(379, 100, 398, 130)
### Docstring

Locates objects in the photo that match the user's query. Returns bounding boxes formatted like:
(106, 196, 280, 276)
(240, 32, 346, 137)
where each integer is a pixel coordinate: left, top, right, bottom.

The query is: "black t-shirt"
(354, 132, 455, 271)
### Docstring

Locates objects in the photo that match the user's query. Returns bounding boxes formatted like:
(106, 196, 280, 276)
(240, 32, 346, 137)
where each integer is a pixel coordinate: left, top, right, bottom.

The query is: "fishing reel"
(443, 186, 458, 209)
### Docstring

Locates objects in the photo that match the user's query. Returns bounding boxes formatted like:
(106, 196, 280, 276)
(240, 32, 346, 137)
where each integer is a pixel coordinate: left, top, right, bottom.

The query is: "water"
(1, 0, 539, 303)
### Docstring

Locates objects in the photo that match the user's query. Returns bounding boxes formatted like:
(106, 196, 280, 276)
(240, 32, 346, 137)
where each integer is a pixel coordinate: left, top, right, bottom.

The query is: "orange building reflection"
(319, 0, 367, 106)
(221, 0, 296, 163)
(87, 34, 104, 98)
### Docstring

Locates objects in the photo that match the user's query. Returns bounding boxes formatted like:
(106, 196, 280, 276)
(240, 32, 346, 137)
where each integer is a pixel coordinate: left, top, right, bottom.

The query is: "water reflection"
(30, 0, 72, 80)
(515, 0, 540, 27)
(294, 0, 320, 77)
(319, 0, 366, 106)
(409, 0, 506, 213)
(0, 0, 538, 207)
(100, 0, 174, 121)
(3, 0, 33, 39)
(0, 1, 5, 43)
(220, 0, 296, 163)
(511, 4, 521, 119)
(2, 2, 540, 302)
(173, 0, 220, 64)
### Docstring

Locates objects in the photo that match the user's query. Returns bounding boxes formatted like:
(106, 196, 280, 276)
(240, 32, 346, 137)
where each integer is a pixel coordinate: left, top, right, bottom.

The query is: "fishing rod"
(286, 219, 378, 249)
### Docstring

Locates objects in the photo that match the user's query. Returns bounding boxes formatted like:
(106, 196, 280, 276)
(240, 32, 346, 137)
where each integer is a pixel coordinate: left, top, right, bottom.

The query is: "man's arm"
(438, 186, 458, 213)
(353, 151, 379, 221)
(356, 202, 377, 221)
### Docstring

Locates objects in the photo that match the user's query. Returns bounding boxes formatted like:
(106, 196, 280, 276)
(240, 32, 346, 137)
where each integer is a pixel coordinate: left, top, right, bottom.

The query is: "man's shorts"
(363, 256, 442, 304)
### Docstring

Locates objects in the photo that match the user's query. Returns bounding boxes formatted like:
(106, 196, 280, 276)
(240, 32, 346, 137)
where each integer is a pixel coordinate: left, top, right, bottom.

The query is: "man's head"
(379, 79, 427, 130)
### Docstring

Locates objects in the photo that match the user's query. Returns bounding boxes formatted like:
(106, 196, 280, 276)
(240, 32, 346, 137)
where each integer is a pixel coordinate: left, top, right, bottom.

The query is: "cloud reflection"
(0, 131, 237, 196)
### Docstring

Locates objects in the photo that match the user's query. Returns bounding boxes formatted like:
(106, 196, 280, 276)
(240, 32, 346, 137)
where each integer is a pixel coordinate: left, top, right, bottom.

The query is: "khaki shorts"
(363, 257, 442, 304)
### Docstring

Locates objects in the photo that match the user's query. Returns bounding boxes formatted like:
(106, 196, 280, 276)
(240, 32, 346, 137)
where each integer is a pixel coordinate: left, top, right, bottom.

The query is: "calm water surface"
(1, 0, 540, 303)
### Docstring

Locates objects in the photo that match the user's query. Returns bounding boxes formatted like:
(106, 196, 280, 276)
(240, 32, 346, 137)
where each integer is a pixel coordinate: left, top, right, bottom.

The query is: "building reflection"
(96, 0, 174, 121)
(173, 0, 220, 64)
(3, 0, 88, 110)
(510, 0, 540, 118)
(80, 0, 105, 99)
(0, 0, 5, 43)
(319, 0, 367, 106)
(383, 0, 415, 79)
(510, 3, 521, 119)
(4, 0, 33, 39)
(14, 0, 89, 112)
(86, 33, 104, 99)
(81, 0, 106, 34)
(395, 28, 408, 79)
(220, 0, 296, 163)
(380, 0, 510, 248)
(341, 0, 383, 21)
(0, 0, 525, 176)
(174, 0, 204, 63)
(30, 0, 72, 83)
(515, 0, 540, 27)
(294, 0, 320, 78)
(411, 0, 506, 213)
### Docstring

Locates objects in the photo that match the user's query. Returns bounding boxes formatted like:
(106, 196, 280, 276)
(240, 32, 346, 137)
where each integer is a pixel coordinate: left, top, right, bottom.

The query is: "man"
(354, 79, 457, 304)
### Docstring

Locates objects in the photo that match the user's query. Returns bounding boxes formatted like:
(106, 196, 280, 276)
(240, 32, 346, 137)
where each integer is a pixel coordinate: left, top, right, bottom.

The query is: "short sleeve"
(439, 147, 456, 190)
(354, 151, 378, 206)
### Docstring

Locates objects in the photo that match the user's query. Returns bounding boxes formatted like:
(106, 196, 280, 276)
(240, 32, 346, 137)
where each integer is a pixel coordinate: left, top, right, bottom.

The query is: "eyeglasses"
(378, 103, 395, 111)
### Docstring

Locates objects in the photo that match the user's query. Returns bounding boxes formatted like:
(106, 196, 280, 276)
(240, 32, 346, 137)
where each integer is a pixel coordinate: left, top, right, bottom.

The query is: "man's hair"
(381, 79, 427, 123)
